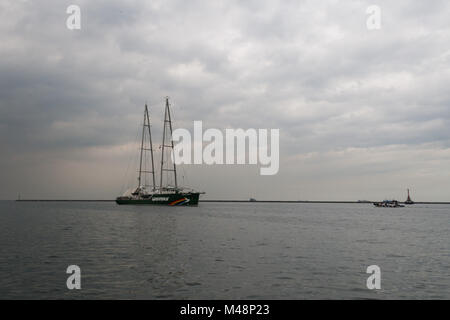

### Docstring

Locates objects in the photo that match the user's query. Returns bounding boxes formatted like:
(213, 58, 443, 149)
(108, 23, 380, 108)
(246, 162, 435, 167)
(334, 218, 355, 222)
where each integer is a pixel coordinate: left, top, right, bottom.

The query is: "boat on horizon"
(373, 200, 405, 208)
(116, 98, 204, 206)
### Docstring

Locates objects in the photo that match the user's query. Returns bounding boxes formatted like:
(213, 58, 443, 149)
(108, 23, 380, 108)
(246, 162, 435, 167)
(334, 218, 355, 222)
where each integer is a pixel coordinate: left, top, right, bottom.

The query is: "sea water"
(0, 201, 448, 299)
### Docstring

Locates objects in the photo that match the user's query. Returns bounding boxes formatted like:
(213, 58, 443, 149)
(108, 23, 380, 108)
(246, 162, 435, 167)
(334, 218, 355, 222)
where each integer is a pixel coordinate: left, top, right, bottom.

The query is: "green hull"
(116, 192, 200, 206)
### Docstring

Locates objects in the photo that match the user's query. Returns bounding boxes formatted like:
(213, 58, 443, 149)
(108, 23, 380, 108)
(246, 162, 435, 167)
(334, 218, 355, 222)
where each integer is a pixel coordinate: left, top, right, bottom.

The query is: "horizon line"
(9, 199, 450, 204)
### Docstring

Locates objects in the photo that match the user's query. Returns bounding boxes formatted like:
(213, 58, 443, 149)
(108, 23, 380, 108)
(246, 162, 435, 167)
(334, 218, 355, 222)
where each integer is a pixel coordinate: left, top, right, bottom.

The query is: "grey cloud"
(1, 0, 450, 199)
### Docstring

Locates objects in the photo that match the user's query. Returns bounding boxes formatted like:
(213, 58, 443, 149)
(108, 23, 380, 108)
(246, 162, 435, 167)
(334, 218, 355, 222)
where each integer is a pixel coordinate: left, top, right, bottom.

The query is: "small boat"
(116, 98, 204, 206)
(373, 200, 405, 208)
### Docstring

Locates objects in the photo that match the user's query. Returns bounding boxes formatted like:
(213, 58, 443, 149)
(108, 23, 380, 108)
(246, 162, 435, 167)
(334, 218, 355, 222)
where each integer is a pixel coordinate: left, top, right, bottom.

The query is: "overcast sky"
(1, 0, 450, 200)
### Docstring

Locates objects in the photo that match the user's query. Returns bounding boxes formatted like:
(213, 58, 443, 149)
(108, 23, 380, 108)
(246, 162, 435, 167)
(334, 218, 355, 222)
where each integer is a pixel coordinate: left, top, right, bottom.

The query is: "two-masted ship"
(116, 98, 203, 206)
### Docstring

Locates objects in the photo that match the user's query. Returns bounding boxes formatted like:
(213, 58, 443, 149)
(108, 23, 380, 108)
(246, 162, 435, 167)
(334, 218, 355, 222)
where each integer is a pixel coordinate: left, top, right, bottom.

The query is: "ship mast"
(160, 97, 178, 192)
(137, 104, 156, 191)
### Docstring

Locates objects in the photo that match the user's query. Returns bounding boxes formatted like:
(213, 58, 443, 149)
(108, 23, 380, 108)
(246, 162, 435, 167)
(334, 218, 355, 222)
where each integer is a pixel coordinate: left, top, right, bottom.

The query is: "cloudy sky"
(1, 0, 450, 200)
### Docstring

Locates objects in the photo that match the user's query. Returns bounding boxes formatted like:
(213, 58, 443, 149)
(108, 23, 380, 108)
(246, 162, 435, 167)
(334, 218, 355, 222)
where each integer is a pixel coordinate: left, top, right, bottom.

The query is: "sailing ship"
(405, 188, 414, 205)
(116, 98, 204, 206)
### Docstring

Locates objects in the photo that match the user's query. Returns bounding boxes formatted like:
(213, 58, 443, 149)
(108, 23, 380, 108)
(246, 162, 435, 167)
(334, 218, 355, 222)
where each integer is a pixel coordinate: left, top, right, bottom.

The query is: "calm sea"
(0, 201, 448, 299)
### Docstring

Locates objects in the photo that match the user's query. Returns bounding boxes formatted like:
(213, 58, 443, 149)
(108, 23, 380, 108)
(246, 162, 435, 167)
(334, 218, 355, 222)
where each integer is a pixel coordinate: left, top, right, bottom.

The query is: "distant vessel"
(116, 98, 204, 206)
(373, 200, 405, 208)
(249, 198, 257, 202)
(405, 188, 414, 205)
